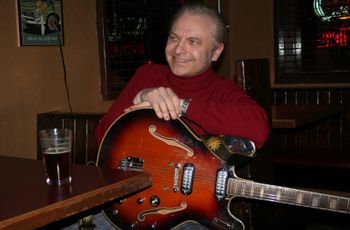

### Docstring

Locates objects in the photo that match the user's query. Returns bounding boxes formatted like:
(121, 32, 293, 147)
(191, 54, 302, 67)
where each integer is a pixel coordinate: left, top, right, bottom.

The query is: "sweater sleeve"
(95, 64, 168, 146)
(95, 67, 144, 146)
(185, 83, 271, 149)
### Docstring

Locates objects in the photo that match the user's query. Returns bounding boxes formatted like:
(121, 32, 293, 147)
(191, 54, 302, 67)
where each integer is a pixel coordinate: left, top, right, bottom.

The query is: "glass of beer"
(38, 128, 72, 185)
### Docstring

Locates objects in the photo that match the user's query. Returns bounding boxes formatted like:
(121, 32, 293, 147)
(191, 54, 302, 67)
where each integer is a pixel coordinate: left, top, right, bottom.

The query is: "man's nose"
(174, 40, 186, 54)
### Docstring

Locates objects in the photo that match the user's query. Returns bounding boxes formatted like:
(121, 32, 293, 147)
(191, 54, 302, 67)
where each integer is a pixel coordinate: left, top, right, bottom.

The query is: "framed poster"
(18, 0, 64, 46)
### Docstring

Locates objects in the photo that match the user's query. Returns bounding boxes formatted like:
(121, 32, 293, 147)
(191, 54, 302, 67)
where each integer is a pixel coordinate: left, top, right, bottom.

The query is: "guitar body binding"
(96, 108, 244, 230)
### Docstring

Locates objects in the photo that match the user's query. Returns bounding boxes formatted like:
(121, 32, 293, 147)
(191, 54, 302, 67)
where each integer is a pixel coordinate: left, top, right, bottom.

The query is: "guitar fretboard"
(227, 178, 350, 214)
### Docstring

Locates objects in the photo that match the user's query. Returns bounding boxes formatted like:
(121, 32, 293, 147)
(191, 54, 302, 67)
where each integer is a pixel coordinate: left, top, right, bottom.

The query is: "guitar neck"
(227, 178, 350, 214)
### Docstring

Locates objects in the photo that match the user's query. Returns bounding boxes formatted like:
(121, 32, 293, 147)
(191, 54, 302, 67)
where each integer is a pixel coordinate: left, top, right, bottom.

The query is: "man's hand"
(126, 87, 182, 120)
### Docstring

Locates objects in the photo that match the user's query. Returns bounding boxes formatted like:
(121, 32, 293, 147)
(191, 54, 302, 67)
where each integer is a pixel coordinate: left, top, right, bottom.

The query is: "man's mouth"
(173, 56, 190, 64)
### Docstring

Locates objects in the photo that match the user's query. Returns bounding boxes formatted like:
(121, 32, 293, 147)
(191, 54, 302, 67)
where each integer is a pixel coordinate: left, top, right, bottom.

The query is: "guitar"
(96, 108, 350, 230)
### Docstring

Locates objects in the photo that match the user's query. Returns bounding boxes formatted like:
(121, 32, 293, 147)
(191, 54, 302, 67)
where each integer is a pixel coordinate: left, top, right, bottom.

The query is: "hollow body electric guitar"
(96, 108, 350, 230)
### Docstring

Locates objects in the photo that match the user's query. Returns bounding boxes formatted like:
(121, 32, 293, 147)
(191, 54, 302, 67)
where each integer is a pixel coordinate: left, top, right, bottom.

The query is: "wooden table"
(0, 156, 151, 230)
(271, 104, 344, 129)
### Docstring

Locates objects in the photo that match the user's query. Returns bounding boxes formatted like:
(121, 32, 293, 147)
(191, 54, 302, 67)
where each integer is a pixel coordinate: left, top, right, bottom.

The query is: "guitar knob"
(129, 222, 139, 229)
(151, 222, 157, 229)
(150, 195, 160, 206)
(136, 197, 144, 204)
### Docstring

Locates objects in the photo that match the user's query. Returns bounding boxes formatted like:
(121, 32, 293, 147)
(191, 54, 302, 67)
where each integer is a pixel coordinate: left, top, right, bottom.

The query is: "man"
(95, 3, 270, 149)
(88, 2, 270, 229)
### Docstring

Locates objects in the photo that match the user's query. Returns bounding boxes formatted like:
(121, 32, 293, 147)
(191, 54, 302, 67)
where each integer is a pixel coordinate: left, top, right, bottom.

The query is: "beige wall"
(0, 0, 274, 159)
(0, 0, 112, 159)
(206, 0, 274, 81)
(226, 0, 274, 80)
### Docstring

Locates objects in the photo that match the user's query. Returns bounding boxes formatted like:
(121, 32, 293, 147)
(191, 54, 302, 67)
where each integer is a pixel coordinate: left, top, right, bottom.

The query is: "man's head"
(165, 3, 226, 77)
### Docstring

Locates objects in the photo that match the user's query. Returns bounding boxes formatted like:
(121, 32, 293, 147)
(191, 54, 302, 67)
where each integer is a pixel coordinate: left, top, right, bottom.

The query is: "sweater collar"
(166, 67, 216, 92)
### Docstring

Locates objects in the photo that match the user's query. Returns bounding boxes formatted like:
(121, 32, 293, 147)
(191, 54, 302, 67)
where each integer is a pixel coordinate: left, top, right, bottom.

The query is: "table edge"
(0, 172, 151, 230)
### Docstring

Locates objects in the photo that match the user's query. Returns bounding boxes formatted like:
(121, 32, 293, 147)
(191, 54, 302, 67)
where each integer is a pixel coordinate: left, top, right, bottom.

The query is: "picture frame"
(18, 0, 64, 46)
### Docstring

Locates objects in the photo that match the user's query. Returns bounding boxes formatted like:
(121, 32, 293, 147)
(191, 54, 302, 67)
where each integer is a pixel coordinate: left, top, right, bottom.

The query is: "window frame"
(274, 0, 350, 86)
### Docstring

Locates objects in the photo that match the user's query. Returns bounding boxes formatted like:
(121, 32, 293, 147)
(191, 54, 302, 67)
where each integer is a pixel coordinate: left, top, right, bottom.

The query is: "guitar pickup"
(215, 168, 228, 200)
(181, 163, 195, 195)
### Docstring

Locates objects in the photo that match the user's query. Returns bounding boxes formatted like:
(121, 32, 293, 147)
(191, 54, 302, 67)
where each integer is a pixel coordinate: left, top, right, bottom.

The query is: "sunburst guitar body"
(96, 108, 350, 230)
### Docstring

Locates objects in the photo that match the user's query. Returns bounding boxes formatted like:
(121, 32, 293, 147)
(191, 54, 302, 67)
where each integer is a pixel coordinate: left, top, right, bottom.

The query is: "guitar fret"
(241, 182, 246, 196)
(296, 191, 303, 204)
(250, 183, 254, 197)
(269, 186, 276, 199)
(287, 188, 297, 204)
(269, 186, 278, 201)
(252, 184, 259, 198)
(260, 187, 264, 198)
(240, 181, 254, 198)
(302, 192, 312, 206)
(311, 193, 320, 207)
(245, 182, 251, 197)
(276, 189, 281, 201)
(319, 194, 330, 209)
(264, 185, 270, 200)
(238, 181, 245, 196)
(231, 179, 238, 195)
(338, 197, 350, 212)
(329, 197, 338, 210)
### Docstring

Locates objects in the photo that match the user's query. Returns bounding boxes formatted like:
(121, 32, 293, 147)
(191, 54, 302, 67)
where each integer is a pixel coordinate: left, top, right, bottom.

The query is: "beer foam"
(44, 147, 70, 154)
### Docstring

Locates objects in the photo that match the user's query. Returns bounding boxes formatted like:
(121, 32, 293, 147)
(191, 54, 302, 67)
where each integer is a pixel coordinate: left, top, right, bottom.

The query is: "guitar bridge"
(119, 156, 144, 171)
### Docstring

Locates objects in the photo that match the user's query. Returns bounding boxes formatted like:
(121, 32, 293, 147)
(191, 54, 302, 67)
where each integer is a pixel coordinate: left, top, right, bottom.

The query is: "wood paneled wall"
(271, 88, 349, 160)
(271, 88, 350, 191)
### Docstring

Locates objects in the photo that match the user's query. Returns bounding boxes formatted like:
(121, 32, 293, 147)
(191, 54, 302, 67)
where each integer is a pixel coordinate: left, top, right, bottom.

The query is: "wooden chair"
(232, 58, 276, 230)
(37, 112, 104, 165)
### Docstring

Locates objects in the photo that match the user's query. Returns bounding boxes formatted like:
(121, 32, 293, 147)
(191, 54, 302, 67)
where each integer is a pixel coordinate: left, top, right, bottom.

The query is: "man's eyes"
(168, 35, 178, 41)
(190, 39, 200, 45)
(168, 35, 201, 45)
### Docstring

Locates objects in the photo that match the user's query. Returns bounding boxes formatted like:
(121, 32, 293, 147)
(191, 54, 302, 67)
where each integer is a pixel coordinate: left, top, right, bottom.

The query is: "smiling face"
(165, 13, 224, 77)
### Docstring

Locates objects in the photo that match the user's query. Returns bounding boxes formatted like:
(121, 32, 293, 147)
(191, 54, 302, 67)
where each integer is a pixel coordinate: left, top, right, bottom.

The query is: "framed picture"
(18, 0, 64, 46)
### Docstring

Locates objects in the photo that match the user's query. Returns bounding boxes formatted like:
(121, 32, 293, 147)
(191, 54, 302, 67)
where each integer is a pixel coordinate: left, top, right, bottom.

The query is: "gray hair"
(169, 2, 227, 45)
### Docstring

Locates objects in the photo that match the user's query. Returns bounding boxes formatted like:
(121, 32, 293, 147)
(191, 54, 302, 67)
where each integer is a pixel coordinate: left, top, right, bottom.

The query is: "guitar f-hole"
(148, 125, 194, 157)
(137, 201, 188, 221)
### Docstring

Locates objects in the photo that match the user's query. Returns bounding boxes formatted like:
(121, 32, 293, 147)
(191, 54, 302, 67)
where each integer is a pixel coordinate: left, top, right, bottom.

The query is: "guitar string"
(113, 152, 350, 205)
(119, 162, 219, 187)
(136, 156, 342, 206)
(111, 132, 346, 210)
(233, 181, 350, 212)
(114, 158, 350, 212)
(126, 164, 348, 213)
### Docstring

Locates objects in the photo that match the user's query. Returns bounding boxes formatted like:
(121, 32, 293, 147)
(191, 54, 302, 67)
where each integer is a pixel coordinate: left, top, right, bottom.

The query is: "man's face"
(165, 14, 224, 77)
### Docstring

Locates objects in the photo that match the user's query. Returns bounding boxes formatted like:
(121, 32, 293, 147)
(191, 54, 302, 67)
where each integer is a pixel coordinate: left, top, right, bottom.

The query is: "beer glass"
(38, 128, 72, 185)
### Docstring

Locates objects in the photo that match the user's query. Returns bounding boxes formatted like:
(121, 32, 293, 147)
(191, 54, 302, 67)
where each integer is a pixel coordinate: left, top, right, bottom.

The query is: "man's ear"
(212, 43, 224, 62)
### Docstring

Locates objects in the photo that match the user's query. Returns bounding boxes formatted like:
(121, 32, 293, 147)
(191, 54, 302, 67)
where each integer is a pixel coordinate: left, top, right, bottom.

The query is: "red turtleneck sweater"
(95, 64, 271, 148)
